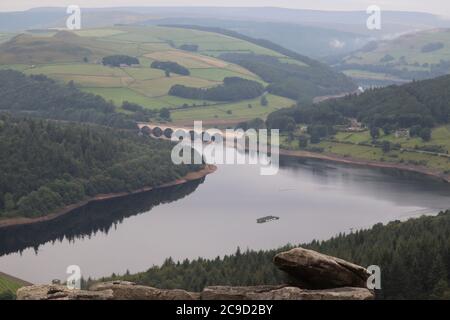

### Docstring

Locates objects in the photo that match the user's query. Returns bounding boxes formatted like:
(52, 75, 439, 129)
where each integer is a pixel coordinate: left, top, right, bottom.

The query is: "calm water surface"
(1, 153, 449, 284)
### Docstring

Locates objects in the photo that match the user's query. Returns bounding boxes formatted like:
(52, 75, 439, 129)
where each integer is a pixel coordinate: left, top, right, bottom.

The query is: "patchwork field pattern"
(0, 26, 296, 119)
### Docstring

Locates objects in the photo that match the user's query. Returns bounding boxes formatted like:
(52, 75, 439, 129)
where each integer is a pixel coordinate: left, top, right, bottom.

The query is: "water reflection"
(0, 155, 449, 284)
(279, 157, 450, 209)
(0, 179, 204, 257)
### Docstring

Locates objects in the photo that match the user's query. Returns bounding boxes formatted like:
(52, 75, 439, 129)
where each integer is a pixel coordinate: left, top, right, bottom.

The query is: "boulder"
(90, 281, 199, 300)
(17, 285, 114, 300)
(273, 247, 369, 289)
(201, 285, 374, 300)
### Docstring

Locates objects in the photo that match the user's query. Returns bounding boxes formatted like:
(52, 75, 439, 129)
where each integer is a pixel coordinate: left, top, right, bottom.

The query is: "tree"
(0, 290, 15, 300)
(382, 125, 393, 135)
(260, 95, 268, 106)
(298, 135, 308, 148)
(370, 127, 380, 139)
(419, 127, 432, 141)
(310, 133, 321, 144)
(102, 55, 139, 67)
(159, 108, 171, 121)
(3, 193, 15, 211)
(165, 70, 171, 77)
(168, 77, 264, 102)
(382, 141, 391, 153)
(268, 116, 296, 133)
(151, 61, 190, 76)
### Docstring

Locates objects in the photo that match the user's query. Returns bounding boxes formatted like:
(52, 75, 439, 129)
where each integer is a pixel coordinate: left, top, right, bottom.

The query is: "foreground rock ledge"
(17, 247, 374, 300)
(17, 282, 373, 300)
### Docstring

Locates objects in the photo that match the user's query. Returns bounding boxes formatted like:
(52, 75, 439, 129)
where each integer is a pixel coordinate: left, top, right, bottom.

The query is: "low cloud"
(329, 39, 346, 49)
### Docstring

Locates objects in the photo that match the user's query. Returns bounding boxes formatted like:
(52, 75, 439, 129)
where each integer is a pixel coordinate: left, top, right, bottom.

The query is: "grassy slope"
(0, 26, 295, 120)
(0, 272, 31, 296)
(338, 29, 450, 82)
(172, 94, 294, 121)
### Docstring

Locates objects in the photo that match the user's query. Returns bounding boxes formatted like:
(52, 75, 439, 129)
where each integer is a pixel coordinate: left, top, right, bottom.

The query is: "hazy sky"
(1, 0, 450, 17)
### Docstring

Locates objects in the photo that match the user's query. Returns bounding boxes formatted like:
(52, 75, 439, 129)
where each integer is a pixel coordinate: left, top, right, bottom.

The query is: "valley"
(0, 4, 450, 303)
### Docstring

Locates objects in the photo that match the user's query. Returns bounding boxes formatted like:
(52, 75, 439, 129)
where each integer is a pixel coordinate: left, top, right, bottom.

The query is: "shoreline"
(0, 165, 217, 230)
(278, 148, 450, 183)
(1, 147, 447, 229)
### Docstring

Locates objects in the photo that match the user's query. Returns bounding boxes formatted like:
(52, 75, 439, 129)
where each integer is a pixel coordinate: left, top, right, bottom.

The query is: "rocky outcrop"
(16, 285, 114, 300)
(201, 285, 373, 300)
(273, 248, 369, 289)
(17, 283, 374, 300)
(17, 247, 374, 300)
(90, 281, 199, 300)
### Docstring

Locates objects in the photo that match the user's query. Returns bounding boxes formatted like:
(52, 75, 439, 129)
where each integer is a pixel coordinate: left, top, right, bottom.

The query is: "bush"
(0, 290, 15, 300)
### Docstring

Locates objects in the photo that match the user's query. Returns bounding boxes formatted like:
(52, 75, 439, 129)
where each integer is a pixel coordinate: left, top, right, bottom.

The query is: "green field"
(0, 33, 13, 44)
(171, 94, 295, 121)
(334, 126, 450, 154)
(281, 125, 450, 173)
(0, 26, 297, 121)
(342, 69, 407, 82)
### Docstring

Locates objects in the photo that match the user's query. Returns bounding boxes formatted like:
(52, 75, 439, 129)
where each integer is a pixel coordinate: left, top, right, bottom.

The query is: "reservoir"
(1, 150, 449, 284)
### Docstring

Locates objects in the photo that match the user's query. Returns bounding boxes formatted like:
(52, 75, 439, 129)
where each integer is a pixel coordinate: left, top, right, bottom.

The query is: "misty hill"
(332, 29, 450, 86)
(144, 17, 370, 58)
(161, 25, 356, 103)
(1, 7, 449, 36)
(0, 32, 99, 64)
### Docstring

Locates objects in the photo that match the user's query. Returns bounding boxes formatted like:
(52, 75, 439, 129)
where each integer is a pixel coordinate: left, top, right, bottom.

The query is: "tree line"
(267, 74, 450, 134)
(102, 55, 140, 67)
(169, 77, 265, 102)
(151, 61, 190, 76)
(220, 53, 355, 104)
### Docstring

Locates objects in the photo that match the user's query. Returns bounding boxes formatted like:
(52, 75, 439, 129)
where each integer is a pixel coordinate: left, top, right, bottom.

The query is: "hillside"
(0, 272, 30, 300)
(263, 74, 450, 176)
(0, 114, 202, 220)
(145, 18, 371, 58)
(0, 70, 151, 128)
(333, 29, 450, 86)
(0, 25, 354, 122)
(268, 74, 450, 129)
